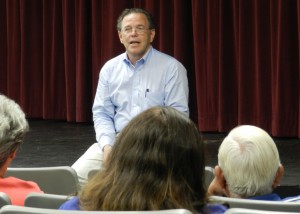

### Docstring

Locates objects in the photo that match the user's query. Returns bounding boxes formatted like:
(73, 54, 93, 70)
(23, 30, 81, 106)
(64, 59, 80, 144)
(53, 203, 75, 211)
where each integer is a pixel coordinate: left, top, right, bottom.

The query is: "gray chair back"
(225, 207, 300, 214)
(5, 166, 79, 195)
(210, 195, 300, 212)
(0, 205, 193, 214)
(0, 192, 11, 208)
(204, 166, 214, 189)
(24, 193, 72, 209)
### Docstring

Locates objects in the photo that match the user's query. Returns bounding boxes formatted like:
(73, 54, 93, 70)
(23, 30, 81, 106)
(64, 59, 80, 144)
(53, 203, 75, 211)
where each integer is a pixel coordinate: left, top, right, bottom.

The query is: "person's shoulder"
(100, 52, 127, 75)
(59, 196, 80, 210)
(151, 48, 185, 68)
(202, 203, 228, 214)
(151, 48, 176, 61)
(104, 52, 126, 66)
(2, 176, 37, 186)
(0, 177, 42, 192)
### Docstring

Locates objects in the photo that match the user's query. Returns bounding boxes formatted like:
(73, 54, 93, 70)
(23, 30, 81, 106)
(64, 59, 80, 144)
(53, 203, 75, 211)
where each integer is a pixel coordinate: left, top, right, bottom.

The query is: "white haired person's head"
(0, 94, 29, 167)
(209, 125, 284, 198)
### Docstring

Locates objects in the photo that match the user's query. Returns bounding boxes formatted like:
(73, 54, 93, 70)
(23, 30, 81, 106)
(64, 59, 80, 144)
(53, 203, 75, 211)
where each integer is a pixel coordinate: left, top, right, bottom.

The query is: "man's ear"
(272, 164, 284, 189)
(149, 29, 155, 43)
(214, 166, 226, 187)
(208, 165, 228, 196)
(9, 150, 17, 159)
(118, 31, 123, 44)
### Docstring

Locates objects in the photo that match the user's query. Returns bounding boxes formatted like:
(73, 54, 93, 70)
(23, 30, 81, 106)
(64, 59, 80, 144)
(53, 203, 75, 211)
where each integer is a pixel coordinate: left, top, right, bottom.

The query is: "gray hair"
(116, 8, 156, 31)
(218, 125, 280, 198)
(0, 95, 29, 166)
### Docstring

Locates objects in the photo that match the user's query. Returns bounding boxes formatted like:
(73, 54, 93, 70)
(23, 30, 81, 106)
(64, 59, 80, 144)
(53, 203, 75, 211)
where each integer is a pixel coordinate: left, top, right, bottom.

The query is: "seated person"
(0, 94, 43, 205)
(60, 106, 227, 213)
(208, 125, 285, 200)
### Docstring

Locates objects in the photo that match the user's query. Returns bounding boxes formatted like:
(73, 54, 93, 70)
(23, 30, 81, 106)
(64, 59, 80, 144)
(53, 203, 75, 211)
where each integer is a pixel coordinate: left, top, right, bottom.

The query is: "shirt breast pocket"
(145, 91, 164, 106)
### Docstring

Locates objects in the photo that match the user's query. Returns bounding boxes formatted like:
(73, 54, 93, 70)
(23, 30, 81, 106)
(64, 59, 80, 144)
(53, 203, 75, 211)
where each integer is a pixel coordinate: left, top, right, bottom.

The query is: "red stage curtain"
(0, 0, 299, 137)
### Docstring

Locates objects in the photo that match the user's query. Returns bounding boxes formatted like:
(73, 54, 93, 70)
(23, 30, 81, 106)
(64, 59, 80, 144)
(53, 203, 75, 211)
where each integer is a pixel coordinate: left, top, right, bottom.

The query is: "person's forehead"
(122, 13, 148, 26)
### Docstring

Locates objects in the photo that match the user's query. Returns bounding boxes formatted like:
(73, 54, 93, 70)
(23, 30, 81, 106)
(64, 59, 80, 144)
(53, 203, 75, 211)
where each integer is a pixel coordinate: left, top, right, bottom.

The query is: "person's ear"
(208, 166, 228, 196)
(9, 150, 17, 160)
(118, 31, 123, 44)
(214, 166, 226, 187)
(150, 29, 155, 43)
(272, 164, 284, 189)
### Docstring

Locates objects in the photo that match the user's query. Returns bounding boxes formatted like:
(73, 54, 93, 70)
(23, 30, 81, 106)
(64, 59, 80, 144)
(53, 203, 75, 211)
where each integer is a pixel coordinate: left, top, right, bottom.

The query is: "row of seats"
(4, 166, 215, 197)
(1, 191, 298, 211)
(0, 205, 298, 214)
(209, 196, 300, 212)
(2, 166, 300, 213)
(0, 206, 193, 214)
(2, 190, 300, 213)
(225, 208, 300, 214)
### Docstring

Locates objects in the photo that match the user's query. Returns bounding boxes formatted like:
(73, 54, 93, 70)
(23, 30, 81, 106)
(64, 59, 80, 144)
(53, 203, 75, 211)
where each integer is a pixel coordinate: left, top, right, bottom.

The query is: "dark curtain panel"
(298, 0, 300, 137)
(0, 0, 299, 137)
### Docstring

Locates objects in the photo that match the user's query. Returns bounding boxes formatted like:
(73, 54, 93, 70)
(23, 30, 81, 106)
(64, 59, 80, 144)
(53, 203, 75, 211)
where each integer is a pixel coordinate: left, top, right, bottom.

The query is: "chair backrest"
(24, 193, 72, 209)
(204, 166, 214, 189)
(0, 192, 11, 208)
(0, 205, 193, 214)
(225, 208, 298, 214)
(5, 166, 79, 195)
(210, 195, 300, 212)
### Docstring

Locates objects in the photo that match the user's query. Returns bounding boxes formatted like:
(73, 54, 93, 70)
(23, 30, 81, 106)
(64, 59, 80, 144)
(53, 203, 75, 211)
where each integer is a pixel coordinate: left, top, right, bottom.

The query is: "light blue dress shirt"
(92, 46, 189, 150)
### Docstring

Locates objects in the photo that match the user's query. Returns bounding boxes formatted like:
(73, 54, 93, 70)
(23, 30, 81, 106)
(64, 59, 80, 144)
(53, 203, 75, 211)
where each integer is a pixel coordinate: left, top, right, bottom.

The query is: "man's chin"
(127, 50, 145, 59)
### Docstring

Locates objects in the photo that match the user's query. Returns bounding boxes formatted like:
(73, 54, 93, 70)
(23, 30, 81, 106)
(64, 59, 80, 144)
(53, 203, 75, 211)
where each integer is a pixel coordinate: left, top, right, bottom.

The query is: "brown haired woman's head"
(80, 106, 206, 213)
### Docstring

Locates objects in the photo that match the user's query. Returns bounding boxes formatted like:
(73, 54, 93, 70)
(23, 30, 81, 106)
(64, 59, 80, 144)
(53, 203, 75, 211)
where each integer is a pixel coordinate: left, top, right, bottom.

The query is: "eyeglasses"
(122, 26, 151, 35)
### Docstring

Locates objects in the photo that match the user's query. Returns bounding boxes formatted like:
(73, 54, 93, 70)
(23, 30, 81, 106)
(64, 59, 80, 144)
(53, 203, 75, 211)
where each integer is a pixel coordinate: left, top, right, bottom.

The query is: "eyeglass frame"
(121, 25, 154, 35)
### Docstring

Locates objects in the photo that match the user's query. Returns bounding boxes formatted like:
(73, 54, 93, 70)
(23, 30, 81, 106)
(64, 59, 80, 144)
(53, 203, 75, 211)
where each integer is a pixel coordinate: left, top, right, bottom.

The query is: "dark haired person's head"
(116, 8, 156, 65)
(116, 8, 156, 31)
(80, 106, 206, 213)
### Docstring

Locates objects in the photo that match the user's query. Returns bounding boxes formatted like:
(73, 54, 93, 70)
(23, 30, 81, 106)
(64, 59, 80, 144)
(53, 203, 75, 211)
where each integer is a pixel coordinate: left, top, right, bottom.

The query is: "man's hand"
(103, 145, 113, 164)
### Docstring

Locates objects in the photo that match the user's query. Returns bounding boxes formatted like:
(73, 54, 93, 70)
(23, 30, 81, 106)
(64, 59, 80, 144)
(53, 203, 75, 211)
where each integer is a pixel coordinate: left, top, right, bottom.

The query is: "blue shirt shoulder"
(203, 204, 228, 214)
(250, 193, 281, 201)
(59, 196, 80, 210)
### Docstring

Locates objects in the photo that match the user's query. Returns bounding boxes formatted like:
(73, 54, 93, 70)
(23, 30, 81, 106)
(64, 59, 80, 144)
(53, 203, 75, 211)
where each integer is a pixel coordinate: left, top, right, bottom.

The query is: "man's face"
(118, 13, 155, 63)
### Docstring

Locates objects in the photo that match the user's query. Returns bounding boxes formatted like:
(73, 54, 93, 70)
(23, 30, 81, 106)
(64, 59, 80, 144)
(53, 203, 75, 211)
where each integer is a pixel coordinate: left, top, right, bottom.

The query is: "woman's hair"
(0, 94, 29, 167)
(116, 8, 156, 31)
(218, 125, 281, 198)
(79, 106, 206, 213)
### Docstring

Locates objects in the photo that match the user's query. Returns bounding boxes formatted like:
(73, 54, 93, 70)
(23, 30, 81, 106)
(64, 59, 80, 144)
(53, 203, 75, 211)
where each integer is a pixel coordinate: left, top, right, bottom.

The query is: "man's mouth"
(129, 41, 140, 45)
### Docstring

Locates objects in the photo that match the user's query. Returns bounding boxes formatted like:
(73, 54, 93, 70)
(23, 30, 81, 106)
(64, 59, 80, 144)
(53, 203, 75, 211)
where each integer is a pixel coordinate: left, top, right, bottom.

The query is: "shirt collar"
(123, 46, 153, 66)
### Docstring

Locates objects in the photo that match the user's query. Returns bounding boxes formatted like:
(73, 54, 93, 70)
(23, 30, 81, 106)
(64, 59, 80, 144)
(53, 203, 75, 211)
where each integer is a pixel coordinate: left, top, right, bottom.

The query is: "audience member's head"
(79, 106, 206, 212)
(0, 94, 29, 168)
(208, 125, 284, 198)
